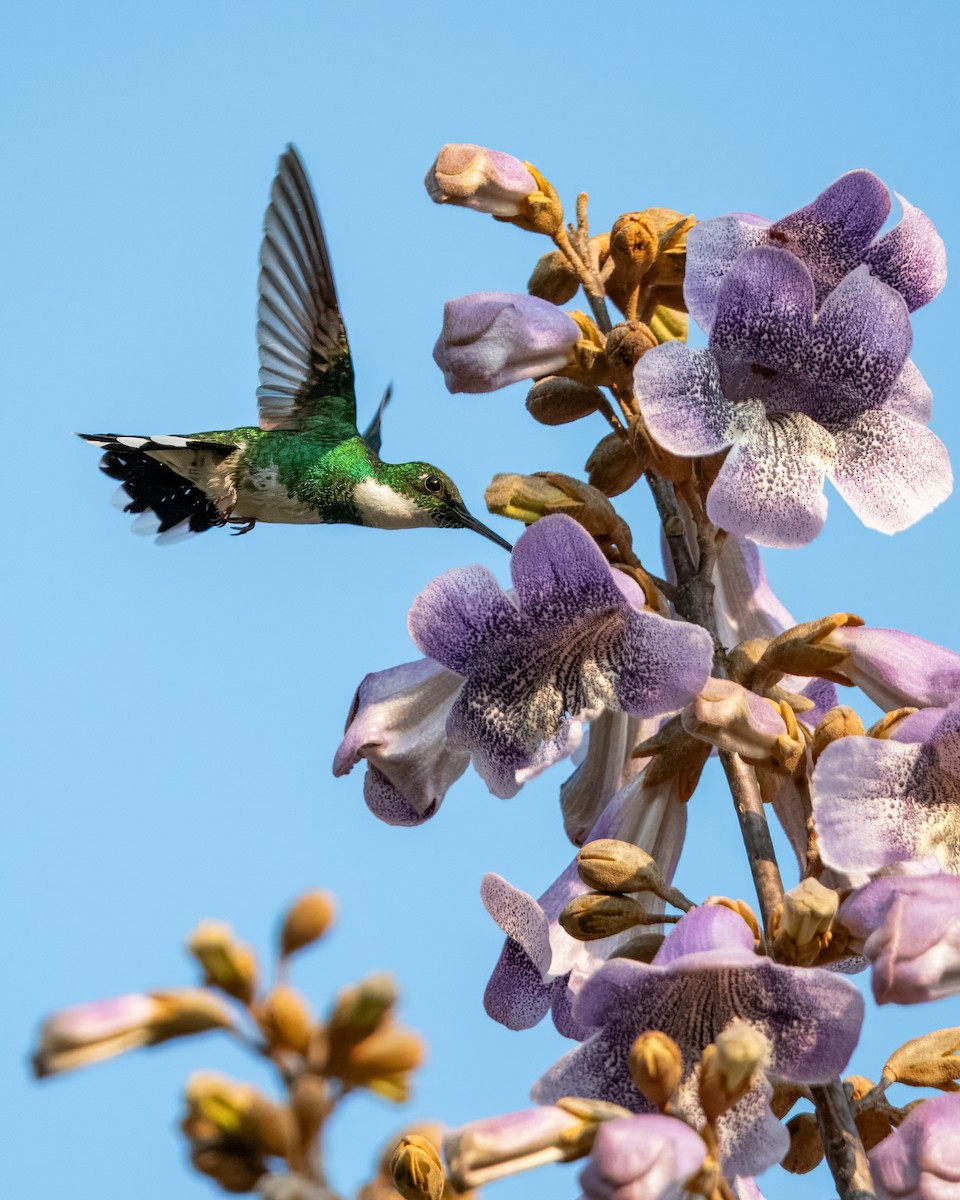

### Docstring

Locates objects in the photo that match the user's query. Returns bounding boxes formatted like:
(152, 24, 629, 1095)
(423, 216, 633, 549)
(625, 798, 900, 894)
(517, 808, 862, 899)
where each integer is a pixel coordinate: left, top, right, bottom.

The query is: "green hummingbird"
(78, 146, 511, 551)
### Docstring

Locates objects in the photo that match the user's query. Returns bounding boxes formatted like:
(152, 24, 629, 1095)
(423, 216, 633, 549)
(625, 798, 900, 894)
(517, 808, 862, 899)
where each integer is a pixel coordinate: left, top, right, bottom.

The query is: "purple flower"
(812, 701, 960, 876)
(869, 1093, 960, 1199)
(685, 171, 946, 333)
(821, 626, 960, 712)
(482, 770, 688, 1037)
(407, 515, 713, 798)
(425, 144, 536, 217)
(636, 250, 951, 547)
(442, 1105, 589, 1190)
(532, 906, 864, 1177)
(433, 293, 580, 393)
(333, 658, 469, 826)
(559, 710, 651, 846)
(839, 873, 960, 1004)
(578, 1114, 706, 1200)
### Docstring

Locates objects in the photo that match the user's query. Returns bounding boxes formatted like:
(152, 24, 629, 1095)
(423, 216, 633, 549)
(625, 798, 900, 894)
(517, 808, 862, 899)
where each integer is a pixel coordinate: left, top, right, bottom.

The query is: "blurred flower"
(408, 515, 713, 798)
(533, 906, 863, 1176)
(188, 921, 258, 1003)
(636, 250, 951, 546)
(334, 658, 470, 826)
(578, 1113, 706, 1200)
(433, 293, 580, 393)
(869, 1093, 960, 1199)
(279, 891, 337, 958)
(685, 171, 946, 332)
(812, 701, 960, 875)
(838, 873, 960, 1004)
(33, 990, 233, 1077)
(443, 1105, 589, 1190)
(425, 144, 536, 217)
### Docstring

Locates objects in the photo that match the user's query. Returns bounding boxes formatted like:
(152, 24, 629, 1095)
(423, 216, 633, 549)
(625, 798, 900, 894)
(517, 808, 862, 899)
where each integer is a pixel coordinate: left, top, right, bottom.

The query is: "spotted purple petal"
(683, 213, 771, 332)
(864, 193, 948, 313)
(634, 344, 736, 457)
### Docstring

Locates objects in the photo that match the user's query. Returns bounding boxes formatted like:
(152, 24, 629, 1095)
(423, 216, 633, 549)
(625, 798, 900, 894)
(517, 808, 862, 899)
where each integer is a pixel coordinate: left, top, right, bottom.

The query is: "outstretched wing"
(362, 383, 392, 457)
(256, 146, 357, 439)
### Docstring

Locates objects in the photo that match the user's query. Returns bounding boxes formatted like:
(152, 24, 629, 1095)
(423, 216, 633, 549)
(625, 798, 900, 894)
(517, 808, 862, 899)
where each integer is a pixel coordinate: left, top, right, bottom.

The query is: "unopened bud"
(485, 472, 582, 524)
(391, 1134, 445, 1200)
(256, 986, 313, 1055)
(559, 892, 661, 941)
(443, 1106, 590, 1191)
(184, 1071, 293, 1158)
(525, 376, 603, 426)
(425, 144, 536, 218)
(279, 891, 337, 958)
(577, 839, 660, 893)
(187, 921, 258, 1004)
(345, 1028, 425, 1080)
(585, 432, 646, 497)
(327, 973, 398, 1040)
(191, 1145, 267, 1193)
(681, 679, 788, 763)
(812, 706, 865, 762)
(698, 1021, 770, 1122)
(782, 1113, 824, 1174)
(771, 878, 839, 966)
(628, 1031, 682, 1110)
(603, 321, 658, 391)
(528, 249, 580, 305)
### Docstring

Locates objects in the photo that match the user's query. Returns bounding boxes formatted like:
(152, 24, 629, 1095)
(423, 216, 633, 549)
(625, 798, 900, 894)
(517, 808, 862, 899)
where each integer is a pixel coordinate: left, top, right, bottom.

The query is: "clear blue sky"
(5, 2, 959, 1197)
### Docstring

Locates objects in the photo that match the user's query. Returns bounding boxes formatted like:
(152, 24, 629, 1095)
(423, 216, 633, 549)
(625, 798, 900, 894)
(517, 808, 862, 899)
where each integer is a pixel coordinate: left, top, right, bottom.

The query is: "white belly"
(233, 467, 323, 523)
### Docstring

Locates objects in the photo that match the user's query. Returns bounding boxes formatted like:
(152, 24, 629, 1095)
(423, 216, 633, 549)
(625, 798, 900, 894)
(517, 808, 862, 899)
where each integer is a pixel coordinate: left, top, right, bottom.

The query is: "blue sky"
(5, 1, 960, 1197)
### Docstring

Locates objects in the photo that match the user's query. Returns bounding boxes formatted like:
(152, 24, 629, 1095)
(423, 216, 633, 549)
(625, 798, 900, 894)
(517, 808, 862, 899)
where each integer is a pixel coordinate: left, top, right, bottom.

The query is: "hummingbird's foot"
(229, 519, 257, 536)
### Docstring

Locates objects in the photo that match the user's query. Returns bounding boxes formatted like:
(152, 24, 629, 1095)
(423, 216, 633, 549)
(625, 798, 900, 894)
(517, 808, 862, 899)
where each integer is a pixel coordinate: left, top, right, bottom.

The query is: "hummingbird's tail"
(77, 434, 233, 545)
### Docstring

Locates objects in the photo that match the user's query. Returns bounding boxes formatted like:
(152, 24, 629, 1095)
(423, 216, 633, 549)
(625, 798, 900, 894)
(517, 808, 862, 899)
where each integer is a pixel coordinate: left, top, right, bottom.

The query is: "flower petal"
(481, 873, 553, 977)
(829, 408, 952, 534)
(611, 608, 714, 718)
(483, 938, 561, 1030)
(408, 564, 516, 675)
(870, 1093, 960, 1199)
(510, 513, 624, 619)
(826, 627, 960, 711)
(635, 344, 736, 457)
(706, 408, 835, 548)
(684, 213, 771, 333)
(362, 765, 438, 826)
(882, 358, 933, 425)
(864, 192, 947, 312)
(771, 170, 890, 302)
(711, 247, 814, 372)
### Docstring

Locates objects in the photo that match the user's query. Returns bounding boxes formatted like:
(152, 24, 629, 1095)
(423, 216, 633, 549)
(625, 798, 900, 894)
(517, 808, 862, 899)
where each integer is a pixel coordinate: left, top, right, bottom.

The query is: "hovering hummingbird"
(78, 146, 511, 551)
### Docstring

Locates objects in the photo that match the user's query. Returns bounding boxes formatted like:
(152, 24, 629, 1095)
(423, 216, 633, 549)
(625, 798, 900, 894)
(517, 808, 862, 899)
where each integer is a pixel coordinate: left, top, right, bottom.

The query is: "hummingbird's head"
(394, 462, 513, 551)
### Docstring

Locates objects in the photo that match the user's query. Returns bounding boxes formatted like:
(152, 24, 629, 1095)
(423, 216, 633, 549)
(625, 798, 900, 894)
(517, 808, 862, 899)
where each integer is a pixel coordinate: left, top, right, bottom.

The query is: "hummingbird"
(78, 146, 511, 551)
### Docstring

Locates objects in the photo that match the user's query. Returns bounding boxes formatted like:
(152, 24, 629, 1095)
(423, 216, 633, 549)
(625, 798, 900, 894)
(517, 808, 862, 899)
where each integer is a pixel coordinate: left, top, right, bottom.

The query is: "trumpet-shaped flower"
(433, 292, 580, 393)
(685, 170, 946, 332)
(820, 626, 960, 712)
(333, 658, 469, 825)
(408, 515, 713, 798)
(636, 249, 951, 546)
(532, 906, 863, 1177)
(812, 702, 960, 876)
(869, 1093, 960, 1200)
(425, 144, 536, 217)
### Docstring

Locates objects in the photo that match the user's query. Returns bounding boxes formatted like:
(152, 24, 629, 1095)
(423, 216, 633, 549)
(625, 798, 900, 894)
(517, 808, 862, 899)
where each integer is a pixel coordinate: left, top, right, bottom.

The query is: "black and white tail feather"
(79, 435, 234, 545)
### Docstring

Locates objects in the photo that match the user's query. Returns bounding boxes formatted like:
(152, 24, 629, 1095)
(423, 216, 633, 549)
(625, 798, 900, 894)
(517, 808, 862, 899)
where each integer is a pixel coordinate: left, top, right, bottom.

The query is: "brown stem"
(718, 751, 784, 934)
(553, 224, 613, 333)
(810, 1081, 876, 1199)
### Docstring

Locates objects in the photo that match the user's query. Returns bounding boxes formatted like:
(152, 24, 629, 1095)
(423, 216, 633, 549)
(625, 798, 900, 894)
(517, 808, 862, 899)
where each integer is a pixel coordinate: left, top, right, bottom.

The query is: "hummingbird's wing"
(256, 146, 358, 440)
(361, 383, 392, 456)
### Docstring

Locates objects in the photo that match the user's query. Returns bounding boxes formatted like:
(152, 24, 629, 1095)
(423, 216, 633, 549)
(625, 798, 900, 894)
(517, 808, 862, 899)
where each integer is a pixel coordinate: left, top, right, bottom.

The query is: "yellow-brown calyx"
(782, 1112, 825, 1174)
(585, 431, 649, 498)
(628, 1031, 683, 1111)
(698, 1021, 770, 1122)
(632, 715, 712, 803)
(558, 892, 664, 941)
(812, 706, 866, 762)
(868, 707, 921, 739)
(528, 248, 581, 305)
(255, 985, 313, 1055)
(882, 1026, 960, 1091)
(187, 921, 259, 1005)
(525, 376, 603, 426)
(750, 613, 864, 696)
(603, 209, 695, 340)
(391, 1134, 446, 1200)
(770, 877, 840, 966)
(279, 890, 337, 958)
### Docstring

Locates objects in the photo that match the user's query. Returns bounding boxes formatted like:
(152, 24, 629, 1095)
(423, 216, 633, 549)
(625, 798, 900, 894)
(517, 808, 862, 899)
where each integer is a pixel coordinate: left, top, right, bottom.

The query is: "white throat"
(352, 478, 433, 529)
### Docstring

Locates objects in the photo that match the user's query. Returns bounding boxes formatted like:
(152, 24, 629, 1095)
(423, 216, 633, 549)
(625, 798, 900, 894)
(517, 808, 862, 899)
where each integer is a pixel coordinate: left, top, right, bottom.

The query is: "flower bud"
(390, 1134, 445, 1200)
(577, 839, 660, 894)
(434, 293, 580, 394)
(812, 705, 865, 762)
(528, 249, 581, 305)
(256, 986, 313, 1055)
(344, 1027, 425, 1080)
(782, 1112, 825, 1174)
(184, 1071, 293, 1158)
(425, 144, 536, 218)
(559, 892, 661, 940)
(771, 878, 839, 966)
(525, 376, 602, 425)
(585, 432, 647, 497)
(279, 891, 337, 958)
(443, 1106, 590, 1191)
(681, 678, 788, 763)
(191, 1146, 267, 1193)
(698, 1021, 771, 1122)
(485, 472, 581, 525)
(327, 973, 398, 1041)
(187, 921, 259, 1003)
(33, 990, 233, 1076)
(602, 321, 658, 390)
(628, 1031, 682, 1111)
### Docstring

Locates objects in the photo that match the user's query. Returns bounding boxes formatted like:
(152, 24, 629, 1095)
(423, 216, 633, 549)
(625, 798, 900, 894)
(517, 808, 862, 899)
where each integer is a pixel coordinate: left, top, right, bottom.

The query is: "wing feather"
(256, 146, 357, 436)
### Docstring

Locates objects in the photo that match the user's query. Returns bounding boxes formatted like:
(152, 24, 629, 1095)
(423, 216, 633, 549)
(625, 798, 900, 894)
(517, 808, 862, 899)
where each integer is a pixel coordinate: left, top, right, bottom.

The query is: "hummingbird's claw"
(230, 519, 257, 536)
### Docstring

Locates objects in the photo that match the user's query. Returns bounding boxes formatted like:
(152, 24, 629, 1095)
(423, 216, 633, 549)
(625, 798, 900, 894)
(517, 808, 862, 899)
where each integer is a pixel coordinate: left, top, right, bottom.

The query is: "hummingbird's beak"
(455, 505, 513, 552)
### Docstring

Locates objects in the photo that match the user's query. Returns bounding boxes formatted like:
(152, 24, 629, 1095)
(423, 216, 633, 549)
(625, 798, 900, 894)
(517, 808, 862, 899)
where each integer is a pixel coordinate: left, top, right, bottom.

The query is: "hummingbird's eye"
(423, 475, 444, 495)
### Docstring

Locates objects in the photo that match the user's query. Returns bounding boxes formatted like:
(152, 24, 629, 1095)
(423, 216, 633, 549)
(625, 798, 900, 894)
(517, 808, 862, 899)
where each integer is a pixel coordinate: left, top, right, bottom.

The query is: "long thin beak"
(456, 505, 513, 552)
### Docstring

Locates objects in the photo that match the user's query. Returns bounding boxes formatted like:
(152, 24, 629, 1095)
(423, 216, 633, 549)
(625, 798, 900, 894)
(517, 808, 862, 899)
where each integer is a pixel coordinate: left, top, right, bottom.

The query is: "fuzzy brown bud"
(603, 321, 658, 391)
(771, 878, 840, 966)
(698, 1022, 770, 1122)
(782, 1113, 825, 1174)
(391, 1134, 445, 1200)
(525, 376, 602, 426)
(559, 892, 660, 941)
(279, 891, 337, 958)
(527, 249, 580, 305)
(577, 839, 660, 894)
(256, 986, 313, 1055)
(187, 921, 258, 1004)
(585, 432, 646, 497)
(812, 706, 865, 762)
(327, 973, 398, 1040)
(628, 1031, 682, 1110)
